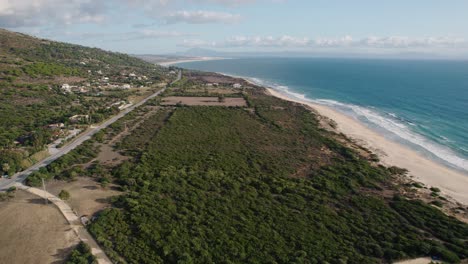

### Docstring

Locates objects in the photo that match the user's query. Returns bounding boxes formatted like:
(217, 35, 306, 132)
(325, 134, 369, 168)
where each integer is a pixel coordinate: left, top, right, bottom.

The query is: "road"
(0, 70, 180, 191)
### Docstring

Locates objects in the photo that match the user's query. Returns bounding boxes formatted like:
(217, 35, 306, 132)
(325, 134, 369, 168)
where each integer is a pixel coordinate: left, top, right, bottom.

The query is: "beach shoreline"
(265, 87, 468, 205)
(159, 57, 227, 67)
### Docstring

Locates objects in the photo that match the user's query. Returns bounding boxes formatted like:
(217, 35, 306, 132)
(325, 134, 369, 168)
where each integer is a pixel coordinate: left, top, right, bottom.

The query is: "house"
(233, 83, 242, 88)
(129, 73, 137, 78)
(69, 115, 89, 123)
(48, 123, 65, 129)
(61, 84, 71, 93)
(102, 77, 109, 82)
(121, 84, 131, 89)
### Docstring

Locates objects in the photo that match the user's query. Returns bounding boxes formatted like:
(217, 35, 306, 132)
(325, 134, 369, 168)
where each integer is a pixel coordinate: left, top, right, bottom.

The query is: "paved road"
(0, 71, 180, 191)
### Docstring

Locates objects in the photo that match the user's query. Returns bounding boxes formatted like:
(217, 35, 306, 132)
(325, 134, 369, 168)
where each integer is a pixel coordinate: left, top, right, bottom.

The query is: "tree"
(59, 190, 71, 200)
(2, 163, 10, 174)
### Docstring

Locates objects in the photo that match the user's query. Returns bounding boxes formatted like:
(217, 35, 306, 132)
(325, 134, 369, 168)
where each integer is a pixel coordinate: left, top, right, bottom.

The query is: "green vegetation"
(88, 90, 468, 263)
(0, 28, 169, 175)
(25, 140, 99, 187)
(22, 62, 83, 77)
(58, 190, 71, 200)
(66, 242, 97, 264)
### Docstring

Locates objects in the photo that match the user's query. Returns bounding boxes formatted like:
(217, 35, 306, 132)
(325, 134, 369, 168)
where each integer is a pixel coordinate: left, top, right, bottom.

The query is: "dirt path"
(16, 183, 112, 264)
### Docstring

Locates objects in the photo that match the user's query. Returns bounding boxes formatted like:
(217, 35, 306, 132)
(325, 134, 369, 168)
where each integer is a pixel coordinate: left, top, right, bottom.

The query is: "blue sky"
(1, 0, 468, 57)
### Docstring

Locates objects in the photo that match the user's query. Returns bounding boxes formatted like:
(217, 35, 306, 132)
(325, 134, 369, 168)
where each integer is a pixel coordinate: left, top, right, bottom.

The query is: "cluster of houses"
(61, 83, 90, 94)
(60, 70, 154, 94)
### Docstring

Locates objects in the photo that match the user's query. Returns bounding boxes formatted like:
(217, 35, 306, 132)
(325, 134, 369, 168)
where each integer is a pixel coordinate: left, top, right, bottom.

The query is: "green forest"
(87, 90, 468, 263)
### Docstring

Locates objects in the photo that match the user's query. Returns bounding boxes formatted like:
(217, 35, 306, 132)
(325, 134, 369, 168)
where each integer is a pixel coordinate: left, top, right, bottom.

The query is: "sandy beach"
(267, 88, 468, 205)
(158, 57, 226, 67)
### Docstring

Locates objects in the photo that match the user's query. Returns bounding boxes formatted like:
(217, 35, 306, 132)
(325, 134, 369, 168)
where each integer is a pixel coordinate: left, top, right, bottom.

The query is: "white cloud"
(0, 0, 252, 28)
(178, 39, 216, 47)
(163, 10, 241, 24)
(221, 35, 309, 47)
(43, 29, 194, 42)
(180, 35, 468, 49)
(0, 0, 108, 27)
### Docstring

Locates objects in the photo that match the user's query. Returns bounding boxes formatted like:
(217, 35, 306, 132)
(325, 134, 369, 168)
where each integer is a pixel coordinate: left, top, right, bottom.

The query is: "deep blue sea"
(176, 58, 468, 174)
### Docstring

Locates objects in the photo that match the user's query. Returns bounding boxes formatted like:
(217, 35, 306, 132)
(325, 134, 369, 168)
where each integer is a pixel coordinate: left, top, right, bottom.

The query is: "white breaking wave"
(244, 76, 468, 173)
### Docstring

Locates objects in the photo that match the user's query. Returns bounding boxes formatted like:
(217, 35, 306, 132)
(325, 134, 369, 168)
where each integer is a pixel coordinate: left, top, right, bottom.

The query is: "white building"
(61, 84, 71, 93)
(233, 83, 242, 88)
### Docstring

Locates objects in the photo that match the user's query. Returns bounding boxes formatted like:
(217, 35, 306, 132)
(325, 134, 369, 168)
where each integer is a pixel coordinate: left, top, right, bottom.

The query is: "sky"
(1, 0, 468, 57)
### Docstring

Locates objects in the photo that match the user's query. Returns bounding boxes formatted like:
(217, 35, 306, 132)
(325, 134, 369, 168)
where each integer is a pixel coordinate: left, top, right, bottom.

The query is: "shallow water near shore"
(177, 58, 468, 175)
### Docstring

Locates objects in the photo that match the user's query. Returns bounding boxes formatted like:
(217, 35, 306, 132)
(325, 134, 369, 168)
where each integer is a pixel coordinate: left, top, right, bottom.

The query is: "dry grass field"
(0, 190, 79, 264)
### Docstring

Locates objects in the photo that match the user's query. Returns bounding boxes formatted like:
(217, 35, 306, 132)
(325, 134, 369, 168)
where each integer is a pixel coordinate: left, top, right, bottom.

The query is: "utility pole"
(42, 178, 48, 205)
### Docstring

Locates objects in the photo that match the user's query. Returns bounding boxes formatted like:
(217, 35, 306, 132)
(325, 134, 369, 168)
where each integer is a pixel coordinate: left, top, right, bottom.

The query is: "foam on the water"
(245, 76, 468, 173)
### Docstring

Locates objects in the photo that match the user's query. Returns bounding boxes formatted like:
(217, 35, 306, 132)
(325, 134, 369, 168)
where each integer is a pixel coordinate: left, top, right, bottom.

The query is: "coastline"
(158, 57, 227, 67)
(266, 88, 468, 205)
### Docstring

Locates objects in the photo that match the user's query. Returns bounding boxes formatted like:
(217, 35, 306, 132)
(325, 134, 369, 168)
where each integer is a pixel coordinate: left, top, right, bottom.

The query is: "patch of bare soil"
(47, 177, 122, 218)
(161, 96, 247, 107)
(0, 190, 79, 264)
(96, 143, 129, 167)
(53, 76, 86, 84)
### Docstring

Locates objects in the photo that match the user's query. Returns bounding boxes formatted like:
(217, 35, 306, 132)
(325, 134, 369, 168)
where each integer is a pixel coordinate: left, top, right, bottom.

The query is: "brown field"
(47, 177, 122, 217)
(185, 72, 250, 86)
(95, 143, 129, 167)
(161, 96, 247, 107)
(0, 190, 79, 264)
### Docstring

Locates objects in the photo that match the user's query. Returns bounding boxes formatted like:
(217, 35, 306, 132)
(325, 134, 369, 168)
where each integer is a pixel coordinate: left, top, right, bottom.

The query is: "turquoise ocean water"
(176, 58, 468, 174)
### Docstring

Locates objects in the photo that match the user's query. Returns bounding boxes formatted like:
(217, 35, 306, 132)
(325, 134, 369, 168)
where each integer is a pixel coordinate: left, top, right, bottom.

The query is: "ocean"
(176, 58, 468, 174)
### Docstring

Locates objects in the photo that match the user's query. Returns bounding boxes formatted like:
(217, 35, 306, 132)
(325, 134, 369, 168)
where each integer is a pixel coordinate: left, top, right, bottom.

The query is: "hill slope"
(0, 28, 167, 176)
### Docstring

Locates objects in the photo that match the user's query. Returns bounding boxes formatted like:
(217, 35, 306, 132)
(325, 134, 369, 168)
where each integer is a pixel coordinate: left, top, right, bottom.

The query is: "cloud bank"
(179, 35, 468, 49)
(163, 10, 241, 24)
(0, 0, 249, 28)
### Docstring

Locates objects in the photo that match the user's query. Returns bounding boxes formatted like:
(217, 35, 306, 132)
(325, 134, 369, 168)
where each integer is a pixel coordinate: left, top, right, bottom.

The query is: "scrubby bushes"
(89, 95, 468, 263)
(66, 242, 97, 264)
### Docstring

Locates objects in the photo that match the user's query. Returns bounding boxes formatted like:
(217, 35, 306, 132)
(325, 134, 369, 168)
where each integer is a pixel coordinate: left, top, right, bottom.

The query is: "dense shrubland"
(88, 91, 468, 263)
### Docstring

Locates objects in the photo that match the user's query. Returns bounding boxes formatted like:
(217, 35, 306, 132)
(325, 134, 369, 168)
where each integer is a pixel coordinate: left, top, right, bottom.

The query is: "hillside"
(0, 28, 168, 177)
